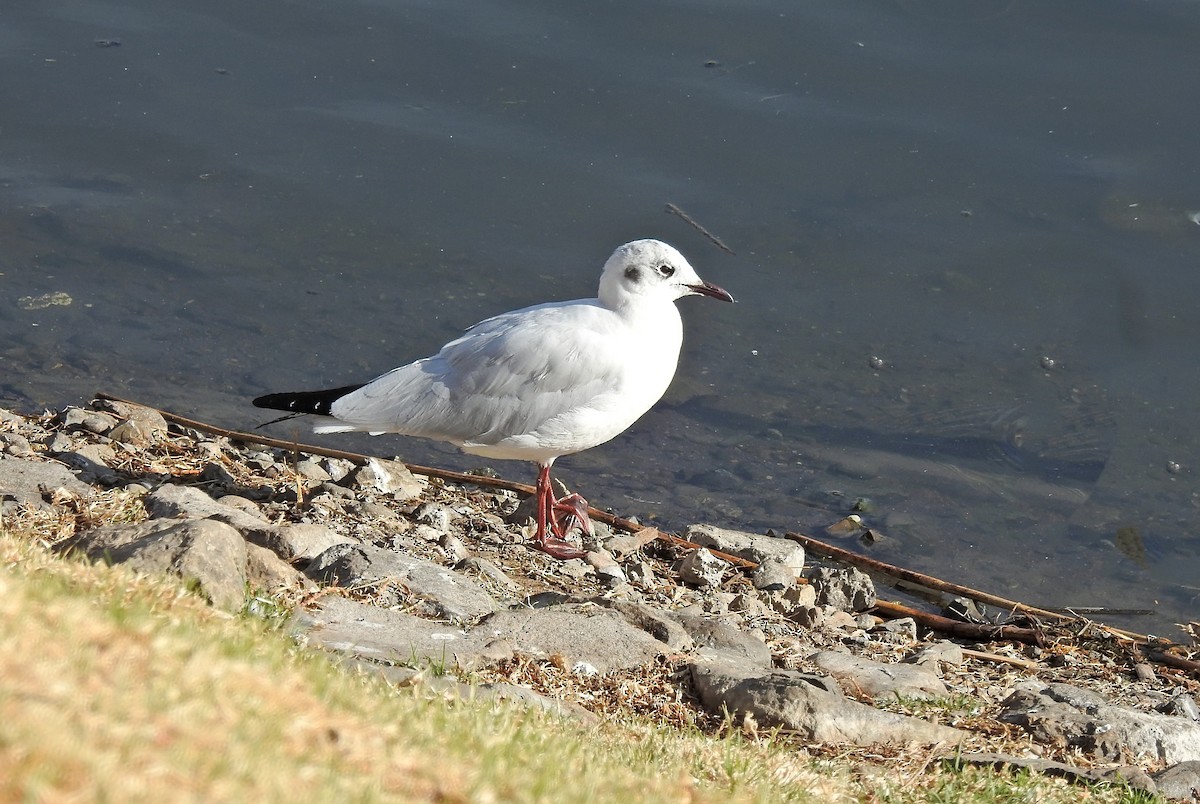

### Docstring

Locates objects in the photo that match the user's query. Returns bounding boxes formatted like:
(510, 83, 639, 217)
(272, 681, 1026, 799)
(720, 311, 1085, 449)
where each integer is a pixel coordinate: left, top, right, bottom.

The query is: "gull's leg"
(532, 464, 586, 560)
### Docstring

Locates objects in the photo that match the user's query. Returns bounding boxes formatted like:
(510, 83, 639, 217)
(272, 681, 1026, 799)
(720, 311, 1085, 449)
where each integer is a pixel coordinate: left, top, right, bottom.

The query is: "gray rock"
(1162, 694, 1200, 722)
(475, 604, 668, 672)
(55, 443, 119, 484)
(600, 600, 693, 652)
(146, 484, 354, 561)
(62, 407, 118, 435)
(322, 458, 355, 482)
(65, 518, 247, 611)
(905, 641, 965, 668)
(296, 596, 472, 664)
(677, 547, 726, 587)
(0, 455, 93, 506)
(216, 495, 264, 517)
(751, 557, 796, 590)
(809, 650, 949, 700)
(267, 523, 354, 562)
(245, 542, 313, 591)
(456, 556, 520, 593)
(297, 595, 668, 673)
(305, 542, 497, 622)
(673, 612, 772, 666)
(689, 653, 965, 746)
(93, 400, 170, 440)
(293, 458, 330, 482)
(0, 432, 35, 457)
(413, 501, 457, 533)
(871, 616, 918, 644)
(685, 524, 804, 570)
(809, 566, 876, 612)
(351, 457, 425, 501)
(1001, 681, 1200, 764)
(1151, 760, 1200, 801)
(440, 533, 470, 563)
(584, 550, 626, 586)
(763, 583, 819, 624)
(625, 559, 657, 587)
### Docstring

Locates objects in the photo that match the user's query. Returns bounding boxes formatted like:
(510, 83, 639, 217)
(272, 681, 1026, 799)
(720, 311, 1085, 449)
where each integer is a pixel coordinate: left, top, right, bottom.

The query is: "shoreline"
(2, 398, 1199, 800)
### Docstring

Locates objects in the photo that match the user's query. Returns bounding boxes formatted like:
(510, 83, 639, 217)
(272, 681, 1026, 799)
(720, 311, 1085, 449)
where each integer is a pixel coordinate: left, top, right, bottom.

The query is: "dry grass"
(0, 526, 1142, 803)
(1, 526, 839, 802)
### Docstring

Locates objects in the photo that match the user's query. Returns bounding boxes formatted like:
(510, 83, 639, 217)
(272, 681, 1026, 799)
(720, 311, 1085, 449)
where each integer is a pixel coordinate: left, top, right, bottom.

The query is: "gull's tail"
(252, 384, 365, 428)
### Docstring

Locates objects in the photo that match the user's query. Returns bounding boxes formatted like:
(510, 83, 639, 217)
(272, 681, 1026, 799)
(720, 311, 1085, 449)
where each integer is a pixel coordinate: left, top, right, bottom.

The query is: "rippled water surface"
(3, 1, 1198, 633)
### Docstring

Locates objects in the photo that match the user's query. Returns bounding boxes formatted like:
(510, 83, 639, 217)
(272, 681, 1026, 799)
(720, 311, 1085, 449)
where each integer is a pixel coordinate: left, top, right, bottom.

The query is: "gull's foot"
(534, 534, 588, 561)
(551, 492, 594, 540)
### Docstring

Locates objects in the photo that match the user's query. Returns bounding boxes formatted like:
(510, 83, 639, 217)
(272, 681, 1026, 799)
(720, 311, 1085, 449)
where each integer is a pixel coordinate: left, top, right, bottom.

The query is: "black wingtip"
(252, 383, 365, 417)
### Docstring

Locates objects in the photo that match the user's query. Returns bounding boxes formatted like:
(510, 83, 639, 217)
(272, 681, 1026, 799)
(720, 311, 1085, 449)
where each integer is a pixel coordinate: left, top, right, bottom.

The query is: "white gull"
(253, 238, 734, 558)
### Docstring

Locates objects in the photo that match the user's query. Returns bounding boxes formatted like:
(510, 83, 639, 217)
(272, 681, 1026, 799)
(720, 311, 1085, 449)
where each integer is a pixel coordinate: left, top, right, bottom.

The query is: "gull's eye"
(655, 263, 676, 278)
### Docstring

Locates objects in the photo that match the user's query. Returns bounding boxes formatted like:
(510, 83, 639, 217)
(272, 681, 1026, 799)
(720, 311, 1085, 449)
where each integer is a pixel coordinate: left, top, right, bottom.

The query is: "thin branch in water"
(664, 203, 735, 255)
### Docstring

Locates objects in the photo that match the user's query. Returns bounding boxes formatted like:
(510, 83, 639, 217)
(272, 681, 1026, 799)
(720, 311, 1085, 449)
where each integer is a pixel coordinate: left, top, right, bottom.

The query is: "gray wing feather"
(329, 300, 623, 445)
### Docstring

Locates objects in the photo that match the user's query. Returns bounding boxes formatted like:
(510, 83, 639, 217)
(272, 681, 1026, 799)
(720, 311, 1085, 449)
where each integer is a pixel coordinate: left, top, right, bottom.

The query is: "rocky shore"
(2, 399, 1199, 800)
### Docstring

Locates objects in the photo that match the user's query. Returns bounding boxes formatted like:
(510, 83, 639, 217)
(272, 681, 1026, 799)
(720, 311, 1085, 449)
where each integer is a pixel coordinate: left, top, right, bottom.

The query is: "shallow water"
(3, 1, 1198, 634)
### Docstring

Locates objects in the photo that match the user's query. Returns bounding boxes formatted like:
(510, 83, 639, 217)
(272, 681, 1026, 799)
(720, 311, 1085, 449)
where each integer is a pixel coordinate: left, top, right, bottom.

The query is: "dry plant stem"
(664, 202, 736, 255)
(790, 531, 1200, 674)
(1145, 649, 1200, 676)
(785, 531, 1072, 623)
(959, 648, 1041, 671)
(873, 599, 1045, 647)
(92, 392, 754, 568)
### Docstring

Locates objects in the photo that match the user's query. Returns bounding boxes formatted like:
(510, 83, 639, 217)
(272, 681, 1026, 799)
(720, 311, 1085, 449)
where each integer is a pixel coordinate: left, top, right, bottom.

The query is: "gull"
(253, 239, 734, 559)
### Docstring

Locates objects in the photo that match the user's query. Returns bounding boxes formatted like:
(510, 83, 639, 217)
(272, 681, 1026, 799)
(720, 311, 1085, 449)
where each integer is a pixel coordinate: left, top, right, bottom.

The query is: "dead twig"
(872, 599, 1045, 647)
(664, 203, 735, 255)
(959, 647, 1040, 671)
(789, 530, 1199, 676)
(786, 530, 1071, 624)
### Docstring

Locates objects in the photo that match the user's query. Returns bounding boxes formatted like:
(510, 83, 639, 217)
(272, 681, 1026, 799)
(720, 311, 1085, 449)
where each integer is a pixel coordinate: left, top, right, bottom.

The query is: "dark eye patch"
(625, 266, 641, 281)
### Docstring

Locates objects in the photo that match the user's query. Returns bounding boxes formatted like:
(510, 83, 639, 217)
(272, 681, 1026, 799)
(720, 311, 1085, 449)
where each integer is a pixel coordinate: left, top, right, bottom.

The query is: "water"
(3, 1, 1198, 635)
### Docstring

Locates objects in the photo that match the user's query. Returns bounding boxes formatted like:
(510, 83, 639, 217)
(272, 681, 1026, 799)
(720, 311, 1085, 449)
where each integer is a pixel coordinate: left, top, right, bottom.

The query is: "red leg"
(532, 464, 587, 560)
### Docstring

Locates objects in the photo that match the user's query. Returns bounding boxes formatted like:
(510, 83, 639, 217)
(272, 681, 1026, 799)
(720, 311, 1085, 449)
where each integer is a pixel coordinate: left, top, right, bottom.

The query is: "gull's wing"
(325, 300, 635, 451)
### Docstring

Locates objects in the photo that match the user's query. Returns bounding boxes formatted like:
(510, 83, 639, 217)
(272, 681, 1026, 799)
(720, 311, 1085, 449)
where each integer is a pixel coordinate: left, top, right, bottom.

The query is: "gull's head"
(598, 239, 734, 310)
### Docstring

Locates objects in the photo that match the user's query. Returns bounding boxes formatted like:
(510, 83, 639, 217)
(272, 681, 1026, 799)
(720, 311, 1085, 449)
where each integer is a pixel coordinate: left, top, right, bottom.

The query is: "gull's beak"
(686, 280, 736, 303)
